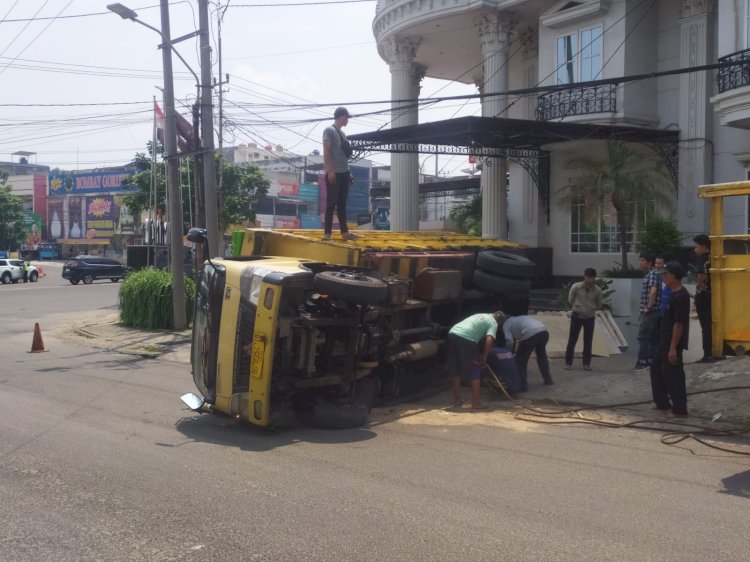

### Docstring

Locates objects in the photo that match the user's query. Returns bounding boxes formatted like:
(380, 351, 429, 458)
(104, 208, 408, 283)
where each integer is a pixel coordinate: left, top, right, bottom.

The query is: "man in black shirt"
(693, 234, 713, 362)
(650, 261, 690, 417)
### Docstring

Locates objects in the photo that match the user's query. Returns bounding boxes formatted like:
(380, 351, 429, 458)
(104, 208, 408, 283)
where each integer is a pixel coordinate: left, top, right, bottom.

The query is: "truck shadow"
(720, 469, 750, 499)
(174, 413, 377, 452)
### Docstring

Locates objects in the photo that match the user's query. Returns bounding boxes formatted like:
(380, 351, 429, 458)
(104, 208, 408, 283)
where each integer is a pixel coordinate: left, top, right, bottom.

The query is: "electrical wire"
(482, 361, 750, 457)
(0, 0, 76, 77)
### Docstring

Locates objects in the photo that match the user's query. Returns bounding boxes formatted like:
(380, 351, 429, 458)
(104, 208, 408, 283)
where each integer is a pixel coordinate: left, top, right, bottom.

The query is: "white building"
(368, 0, 744, 276)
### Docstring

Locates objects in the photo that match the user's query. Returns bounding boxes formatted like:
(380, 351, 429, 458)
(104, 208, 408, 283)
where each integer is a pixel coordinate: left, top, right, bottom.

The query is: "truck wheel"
(473, 268, 531, 299)
(476, 250, 535, 279)
(314, 270, 387, 305)
(312, 400, 370, 429)
(1, 272, 11, 284)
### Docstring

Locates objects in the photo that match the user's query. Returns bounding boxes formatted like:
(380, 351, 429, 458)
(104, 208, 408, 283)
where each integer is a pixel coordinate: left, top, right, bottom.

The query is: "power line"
(0, 101, 152, 107)
(231, 0, 375, 6)
(0, 0, 80, 79)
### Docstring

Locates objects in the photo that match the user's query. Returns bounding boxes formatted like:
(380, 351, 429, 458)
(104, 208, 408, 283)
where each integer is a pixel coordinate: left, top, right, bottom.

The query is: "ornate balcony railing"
(536, 83, 617, 121)
(717, 48, 750, 94)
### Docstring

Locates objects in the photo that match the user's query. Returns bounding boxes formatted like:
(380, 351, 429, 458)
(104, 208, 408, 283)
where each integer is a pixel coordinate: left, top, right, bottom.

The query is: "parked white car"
(0, 259, 40, 284)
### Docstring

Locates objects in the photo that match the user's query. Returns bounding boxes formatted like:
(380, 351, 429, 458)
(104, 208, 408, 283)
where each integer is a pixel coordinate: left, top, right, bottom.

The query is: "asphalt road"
(1, 280, 748, 561)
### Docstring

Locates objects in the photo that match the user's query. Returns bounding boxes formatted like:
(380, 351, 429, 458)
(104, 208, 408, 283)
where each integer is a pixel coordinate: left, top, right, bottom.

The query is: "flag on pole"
(154, 101, 194, 153)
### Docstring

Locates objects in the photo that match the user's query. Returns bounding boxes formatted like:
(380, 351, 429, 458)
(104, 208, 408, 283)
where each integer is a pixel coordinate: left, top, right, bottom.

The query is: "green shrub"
(119, 267, 195, 330)
(553, 278, 614, 312)
(638, 217, 683, 258)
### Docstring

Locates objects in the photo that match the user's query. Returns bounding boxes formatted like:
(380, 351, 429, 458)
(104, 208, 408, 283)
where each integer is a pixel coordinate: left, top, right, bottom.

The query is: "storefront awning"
(349, 116, 679, 223)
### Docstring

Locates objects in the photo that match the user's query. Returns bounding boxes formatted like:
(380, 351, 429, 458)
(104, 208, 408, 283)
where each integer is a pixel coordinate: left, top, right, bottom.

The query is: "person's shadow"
(720, 469, 750, 499)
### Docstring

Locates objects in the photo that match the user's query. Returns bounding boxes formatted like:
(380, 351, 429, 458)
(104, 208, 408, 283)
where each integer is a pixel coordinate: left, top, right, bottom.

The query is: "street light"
(108, 1, 221, 261)
(107, 1, 186, 330)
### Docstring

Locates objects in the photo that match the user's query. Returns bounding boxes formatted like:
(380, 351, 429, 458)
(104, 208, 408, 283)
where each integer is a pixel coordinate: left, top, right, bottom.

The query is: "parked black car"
(62, 256, 128, 285)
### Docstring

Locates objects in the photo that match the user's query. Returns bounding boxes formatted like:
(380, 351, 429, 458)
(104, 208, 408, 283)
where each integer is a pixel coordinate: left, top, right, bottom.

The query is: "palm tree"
(449, 194, 482, 236)
(557, 140, 674, 269)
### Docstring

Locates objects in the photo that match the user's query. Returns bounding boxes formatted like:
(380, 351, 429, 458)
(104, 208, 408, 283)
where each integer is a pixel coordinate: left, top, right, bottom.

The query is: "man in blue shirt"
(635, 252, 660, 370)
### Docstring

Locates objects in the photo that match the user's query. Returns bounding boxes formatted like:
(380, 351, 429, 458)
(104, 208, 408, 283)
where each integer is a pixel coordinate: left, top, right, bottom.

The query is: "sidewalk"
(60, 310, 750, 426)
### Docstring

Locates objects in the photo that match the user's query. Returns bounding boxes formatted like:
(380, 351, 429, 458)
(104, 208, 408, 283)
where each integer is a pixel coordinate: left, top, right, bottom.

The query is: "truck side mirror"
(187, 228, 207, 244)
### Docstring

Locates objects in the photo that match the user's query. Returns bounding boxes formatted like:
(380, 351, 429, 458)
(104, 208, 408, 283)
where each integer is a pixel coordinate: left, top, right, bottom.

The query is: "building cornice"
(680, 0, 716, 19)
(540, 0, 610, 29)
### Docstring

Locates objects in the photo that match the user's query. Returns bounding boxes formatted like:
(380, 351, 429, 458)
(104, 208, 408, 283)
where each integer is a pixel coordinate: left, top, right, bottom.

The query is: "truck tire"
(314, 270, 387, 305)
(473, 268, 531, 298)
(476, 250, 535, 279)
(312, 400, 369, 429)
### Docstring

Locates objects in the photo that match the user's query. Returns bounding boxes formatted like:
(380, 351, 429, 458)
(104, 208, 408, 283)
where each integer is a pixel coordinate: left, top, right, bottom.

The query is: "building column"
(677, 0, 716, 237)
(383, 36, 421, 231)
(478, 12, 511, 239)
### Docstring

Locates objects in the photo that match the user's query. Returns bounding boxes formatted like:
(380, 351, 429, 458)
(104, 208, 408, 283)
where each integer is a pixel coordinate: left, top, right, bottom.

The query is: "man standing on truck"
(448, 311, 506, 409)
(322, 107, 357, 242)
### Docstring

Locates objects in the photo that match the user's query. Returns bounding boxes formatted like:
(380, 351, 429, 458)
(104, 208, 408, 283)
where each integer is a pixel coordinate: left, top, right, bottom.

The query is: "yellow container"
(698, 181, 750, 357)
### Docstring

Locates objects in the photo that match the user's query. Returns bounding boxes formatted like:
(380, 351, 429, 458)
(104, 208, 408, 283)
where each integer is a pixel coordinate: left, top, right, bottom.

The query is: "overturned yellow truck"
(181, 229, 537, 428)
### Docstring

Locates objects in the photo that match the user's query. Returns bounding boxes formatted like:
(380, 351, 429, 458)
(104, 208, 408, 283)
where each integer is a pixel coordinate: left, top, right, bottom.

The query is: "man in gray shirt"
(503, 315, 553, 392)
(322, 106, 357, 241)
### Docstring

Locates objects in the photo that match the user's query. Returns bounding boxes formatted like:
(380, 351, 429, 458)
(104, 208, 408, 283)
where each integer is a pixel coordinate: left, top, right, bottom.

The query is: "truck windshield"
(191, 263, 225, 402)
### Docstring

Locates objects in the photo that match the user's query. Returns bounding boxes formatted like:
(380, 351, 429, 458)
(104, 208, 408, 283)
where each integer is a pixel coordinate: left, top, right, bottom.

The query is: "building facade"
(372, 0, 745, 276)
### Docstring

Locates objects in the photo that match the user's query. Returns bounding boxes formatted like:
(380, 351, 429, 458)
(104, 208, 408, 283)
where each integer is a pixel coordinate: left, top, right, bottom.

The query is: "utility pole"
(199, 0, 220, 259)
(192, 100, 204, 267)
(159, 0, 186, 330)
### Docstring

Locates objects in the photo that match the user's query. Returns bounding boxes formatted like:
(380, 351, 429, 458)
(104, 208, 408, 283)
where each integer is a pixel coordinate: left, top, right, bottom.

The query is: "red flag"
(154, 101, 165, 144)
(154, 101, 193, 153)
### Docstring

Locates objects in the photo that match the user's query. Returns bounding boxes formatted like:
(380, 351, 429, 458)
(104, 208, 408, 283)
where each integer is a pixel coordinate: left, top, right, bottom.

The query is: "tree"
(449, 194, 482, 236)
(121, 143, 270, 233)
(557, 141, 674, 269)
(638, 217, 683, 259)
(0, 174, 26, 250)
(219, 161, 270, 230)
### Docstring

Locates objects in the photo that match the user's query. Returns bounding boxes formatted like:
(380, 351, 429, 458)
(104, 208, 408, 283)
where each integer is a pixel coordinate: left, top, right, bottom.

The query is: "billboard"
(48, 170, 137, 196)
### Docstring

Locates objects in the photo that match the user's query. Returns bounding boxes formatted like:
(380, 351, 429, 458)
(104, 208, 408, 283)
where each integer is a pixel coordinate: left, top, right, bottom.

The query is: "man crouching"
(448, 311, 506, 409)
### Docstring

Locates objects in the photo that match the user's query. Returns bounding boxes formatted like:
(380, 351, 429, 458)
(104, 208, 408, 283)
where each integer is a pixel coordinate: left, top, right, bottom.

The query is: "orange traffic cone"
(37, 266, 45, 277)
(29, 322, 47, 353)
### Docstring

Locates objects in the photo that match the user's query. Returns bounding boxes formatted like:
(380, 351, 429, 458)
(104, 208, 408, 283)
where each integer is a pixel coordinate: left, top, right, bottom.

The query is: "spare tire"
(314, 270, 387, 305)
(473, 268, 531, 298)
(476, 250, 535, 279)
